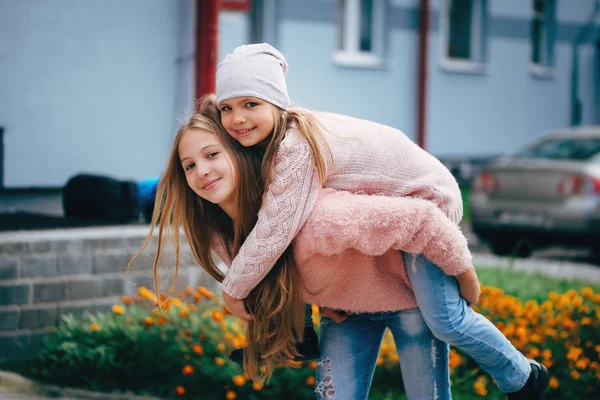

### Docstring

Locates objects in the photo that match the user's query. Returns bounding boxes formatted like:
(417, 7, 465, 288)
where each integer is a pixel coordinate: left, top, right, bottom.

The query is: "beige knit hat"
(216, 43, 290, 110)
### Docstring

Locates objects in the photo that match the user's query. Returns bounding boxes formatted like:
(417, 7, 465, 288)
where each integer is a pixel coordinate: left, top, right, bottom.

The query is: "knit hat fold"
(216, 43, 290, 110)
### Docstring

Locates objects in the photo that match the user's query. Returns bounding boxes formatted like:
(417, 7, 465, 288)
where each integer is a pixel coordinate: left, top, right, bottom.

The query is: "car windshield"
(516, 137, 600, 161)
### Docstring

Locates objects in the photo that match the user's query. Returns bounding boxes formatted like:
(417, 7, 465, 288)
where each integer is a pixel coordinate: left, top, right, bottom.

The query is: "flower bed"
(30, 284, 600, 399)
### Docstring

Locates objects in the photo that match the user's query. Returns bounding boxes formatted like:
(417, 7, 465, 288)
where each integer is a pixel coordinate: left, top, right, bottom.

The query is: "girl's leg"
(385, 308, 452, 400)
(316, 314, 386, 400)
(402, 253, 530, 393)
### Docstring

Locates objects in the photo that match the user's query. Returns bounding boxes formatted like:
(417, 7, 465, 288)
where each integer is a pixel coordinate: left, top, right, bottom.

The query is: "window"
(334, 0, 385, 68)
(530, 0, 556, 74)
(440, 0, 487, 74)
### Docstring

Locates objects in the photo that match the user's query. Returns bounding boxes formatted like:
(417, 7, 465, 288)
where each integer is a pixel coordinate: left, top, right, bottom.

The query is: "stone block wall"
(0, 226, 217, 361)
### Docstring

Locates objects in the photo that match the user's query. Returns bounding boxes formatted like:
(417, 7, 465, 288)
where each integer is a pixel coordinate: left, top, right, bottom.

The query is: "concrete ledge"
(0, 370, 161, 400)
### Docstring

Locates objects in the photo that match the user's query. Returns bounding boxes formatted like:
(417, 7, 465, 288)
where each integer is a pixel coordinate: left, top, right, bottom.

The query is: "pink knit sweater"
(221, 112, 463, 299)
(213, 189, 472, 313)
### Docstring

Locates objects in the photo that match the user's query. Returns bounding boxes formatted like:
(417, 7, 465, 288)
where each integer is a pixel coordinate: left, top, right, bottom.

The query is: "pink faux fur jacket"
(212, 189, 473, 313)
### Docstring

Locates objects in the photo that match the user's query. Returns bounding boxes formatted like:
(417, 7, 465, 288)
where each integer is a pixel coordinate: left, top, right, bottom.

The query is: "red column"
(416, 0, 429, 149)
(195, 0, 220, 100)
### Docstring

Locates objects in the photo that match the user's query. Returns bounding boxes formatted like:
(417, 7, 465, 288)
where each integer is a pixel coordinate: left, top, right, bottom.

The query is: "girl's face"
(178, 129, 237, 214)
(218, 97, 276, 147)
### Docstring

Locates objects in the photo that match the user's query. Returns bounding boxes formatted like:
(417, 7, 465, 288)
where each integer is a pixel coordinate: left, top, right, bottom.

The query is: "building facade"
(0, 0, 598, 190)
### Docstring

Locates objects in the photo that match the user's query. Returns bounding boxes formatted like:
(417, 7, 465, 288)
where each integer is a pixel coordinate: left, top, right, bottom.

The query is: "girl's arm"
(221, 132, 321, 299)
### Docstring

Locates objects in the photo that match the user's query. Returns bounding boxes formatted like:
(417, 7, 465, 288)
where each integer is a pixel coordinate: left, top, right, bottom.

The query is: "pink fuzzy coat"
(213, 189, 472, 313)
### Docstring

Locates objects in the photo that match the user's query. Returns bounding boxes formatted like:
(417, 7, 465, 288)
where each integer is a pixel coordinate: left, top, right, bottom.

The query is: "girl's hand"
(319, 307, 352, 323)
(222, 291, 253, 321)
(456, 268, 481, 306)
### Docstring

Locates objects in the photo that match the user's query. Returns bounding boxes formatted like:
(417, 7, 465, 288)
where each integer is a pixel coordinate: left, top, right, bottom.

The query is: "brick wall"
(0, 226, 218, 361)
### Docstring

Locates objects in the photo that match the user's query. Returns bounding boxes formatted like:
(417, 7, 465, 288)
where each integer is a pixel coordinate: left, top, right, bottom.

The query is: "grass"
(476, 267, 600, 302)
(461, 187, 471, 223)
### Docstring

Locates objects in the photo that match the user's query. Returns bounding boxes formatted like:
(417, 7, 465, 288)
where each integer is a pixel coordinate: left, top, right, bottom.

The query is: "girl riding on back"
(214, 43, 548, 399)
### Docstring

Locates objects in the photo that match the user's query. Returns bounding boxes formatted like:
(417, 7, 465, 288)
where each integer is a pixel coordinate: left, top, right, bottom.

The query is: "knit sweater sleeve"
(221, 132, 321, 299)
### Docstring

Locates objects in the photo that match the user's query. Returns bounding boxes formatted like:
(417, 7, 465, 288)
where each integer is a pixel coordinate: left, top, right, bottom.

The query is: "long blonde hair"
(129, 94, 305, 384)
(259, 105, 332, 194)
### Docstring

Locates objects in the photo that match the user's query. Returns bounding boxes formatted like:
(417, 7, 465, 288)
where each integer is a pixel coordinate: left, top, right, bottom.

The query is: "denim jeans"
(316, 308, 451, 400)
(403, 253, 530, 393)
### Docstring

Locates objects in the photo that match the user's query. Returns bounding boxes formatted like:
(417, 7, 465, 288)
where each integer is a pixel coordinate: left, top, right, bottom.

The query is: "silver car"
(469, 126, 600, 258)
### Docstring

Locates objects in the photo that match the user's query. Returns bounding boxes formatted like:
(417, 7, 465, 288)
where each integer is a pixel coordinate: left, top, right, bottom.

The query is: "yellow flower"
(138, 287, 156, 300)
(112, 305, 125, 315)
(90, 322, 100, 331)
(232, 375, 246, 386)
(306, 376, 316, 386)
(215, 357, 226, 366)
(252, 382, 263, 391)
(548, 376, 559, 389)
(225, 390, 237, 399)
(217, 343, 226, 352)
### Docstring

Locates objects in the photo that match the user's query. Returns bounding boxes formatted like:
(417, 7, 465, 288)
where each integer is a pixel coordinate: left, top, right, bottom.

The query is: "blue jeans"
(403, 253, 530, 393)
(316, 309, 451, 400)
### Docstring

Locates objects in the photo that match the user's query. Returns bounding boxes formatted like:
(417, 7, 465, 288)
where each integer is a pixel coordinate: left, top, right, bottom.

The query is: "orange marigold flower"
(157, 315, 168, 325)
(581, 287, 593, 299)
(121, 296, 135, 305)
(217, 344, 226, 352)
(570, 370, 581, 380)
(90, 322, 100, 331)
(112, 305, 125, 315)
(306, 376, 316, 386)
(145, 317, 155, 327)
(175, 386, 185, 396)
(179, 310, 189, 319)
(252, 382, 263, 391)
(199, 286, 214, 299)
(473, 376, 488, 397)
(215, 357, 226, 366)
(548, 376, 559, 389)
(138, 287, 156, 300)
(184, 286, 194, 295)
(232, 375, 246, 386)
(192, 344, 204, 355)
(309, 361, 317, 370)
(449, 350, 462, 369)
(182, 365, 194, 376)
(581, 317, 592, 325)
(212, 311, 224, 322)
(225, 390, 237, 399)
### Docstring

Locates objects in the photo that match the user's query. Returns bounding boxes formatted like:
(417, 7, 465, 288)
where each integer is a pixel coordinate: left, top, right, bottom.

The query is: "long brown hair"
(129, 94, 305, 384)
(259, 105, 332, 195)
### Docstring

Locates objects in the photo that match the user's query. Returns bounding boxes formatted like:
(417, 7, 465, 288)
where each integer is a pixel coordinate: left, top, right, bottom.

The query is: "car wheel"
(489, 237, 534, 258)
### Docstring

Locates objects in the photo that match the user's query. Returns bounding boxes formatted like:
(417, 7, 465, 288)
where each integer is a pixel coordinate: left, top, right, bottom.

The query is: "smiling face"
(218, 97, 277, 147)
(178, 128, 237, 215)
